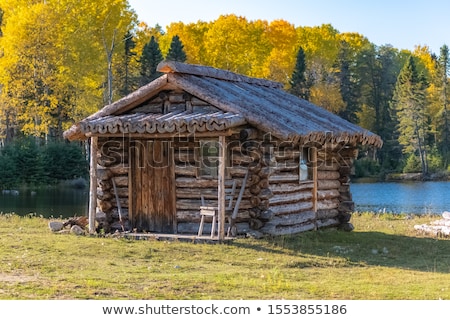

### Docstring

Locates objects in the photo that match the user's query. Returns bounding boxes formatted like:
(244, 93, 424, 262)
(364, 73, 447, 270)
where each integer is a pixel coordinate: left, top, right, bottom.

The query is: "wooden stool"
(197, 206, 218, 237)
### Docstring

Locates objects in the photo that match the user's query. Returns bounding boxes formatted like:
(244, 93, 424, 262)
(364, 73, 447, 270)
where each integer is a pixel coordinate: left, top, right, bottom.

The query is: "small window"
(199, 140, 219, 178)
(299, 147, 313, 182)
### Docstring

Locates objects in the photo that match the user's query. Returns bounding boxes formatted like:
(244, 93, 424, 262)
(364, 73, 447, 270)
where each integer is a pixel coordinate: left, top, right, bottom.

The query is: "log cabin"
(63, 60, 382, 240)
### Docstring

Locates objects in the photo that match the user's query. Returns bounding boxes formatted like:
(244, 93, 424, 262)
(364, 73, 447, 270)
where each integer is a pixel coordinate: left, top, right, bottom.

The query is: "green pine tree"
(166, 35, 187, 62)
(336, 40, 360, 123)
(289, 46, 309, 100)
(139, 36, 163, 85)
(392, 55, 430, 175)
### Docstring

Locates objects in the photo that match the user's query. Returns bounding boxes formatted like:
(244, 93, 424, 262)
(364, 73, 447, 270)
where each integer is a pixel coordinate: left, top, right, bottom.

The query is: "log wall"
(91, 89, 359, 236)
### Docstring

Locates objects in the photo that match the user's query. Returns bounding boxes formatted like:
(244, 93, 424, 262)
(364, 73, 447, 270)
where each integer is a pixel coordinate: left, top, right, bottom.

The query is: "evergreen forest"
(1, 0, 449, 188)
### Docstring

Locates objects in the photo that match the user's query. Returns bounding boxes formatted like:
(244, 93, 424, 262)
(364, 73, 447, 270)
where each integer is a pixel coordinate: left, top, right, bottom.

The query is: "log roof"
(63, 60, 382, 147)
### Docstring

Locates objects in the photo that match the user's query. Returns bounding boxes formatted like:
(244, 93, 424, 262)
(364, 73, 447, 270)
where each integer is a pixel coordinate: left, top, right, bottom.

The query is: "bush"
(0, 138, 88, 188)
(42, 141, 88, 182)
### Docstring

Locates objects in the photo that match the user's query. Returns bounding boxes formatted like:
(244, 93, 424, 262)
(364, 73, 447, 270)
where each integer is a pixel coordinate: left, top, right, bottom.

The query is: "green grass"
(0, 212, 449, 300)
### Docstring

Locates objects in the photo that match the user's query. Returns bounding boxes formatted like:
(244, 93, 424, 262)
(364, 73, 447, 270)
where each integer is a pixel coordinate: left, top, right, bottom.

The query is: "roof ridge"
(157, 60, 283, 89)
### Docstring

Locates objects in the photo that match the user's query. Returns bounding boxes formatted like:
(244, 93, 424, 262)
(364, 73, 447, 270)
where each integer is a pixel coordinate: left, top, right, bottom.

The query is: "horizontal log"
(174, 149, 196, 163)
(262, 211, 315, 227)
(231, 151, 255, 165)
(176, 199, 253, 210)
(317, 189, 340, 200)
(176, 188, 251, 199)
(274, 149, 300, 161)
(269, 173, 298, 183)
(228, 166, 249, 177)
(176, 177, 217, 188)
(317, 170, 340, 180)
(317, 162, 340, 171)
(270, 182, 314, 194)
(270, 201, 313, 215)
(111, 198, 129, 208)
(260, 221, 315, 236)
(316, 198, 339, 210)
(317, 179, 341, 190)
(317, 218, 340, 228)
(317, 209, 339, 220)
(177, 222, 250, 235)
(176, 210, 251, 222)
(113, 175, 128, 187)
(109, 166, 129, 176)
(269, 190, 312, 205)
(274, 161, 298, 172)
(174, 165, 197, 177)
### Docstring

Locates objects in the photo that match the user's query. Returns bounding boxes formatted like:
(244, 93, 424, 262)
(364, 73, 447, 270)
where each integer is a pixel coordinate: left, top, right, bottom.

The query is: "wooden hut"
(63, 60, 382, 240)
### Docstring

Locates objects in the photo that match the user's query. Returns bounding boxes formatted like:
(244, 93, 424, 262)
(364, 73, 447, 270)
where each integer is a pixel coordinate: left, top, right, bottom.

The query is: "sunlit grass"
(0, 212, 449, 299)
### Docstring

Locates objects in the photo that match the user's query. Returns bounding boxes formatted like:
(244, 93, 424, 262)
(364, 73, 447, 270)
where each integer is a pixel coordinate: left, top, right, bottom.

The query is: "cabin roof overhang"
(63, 60, 383, 148)
(69, 109, 247, 139)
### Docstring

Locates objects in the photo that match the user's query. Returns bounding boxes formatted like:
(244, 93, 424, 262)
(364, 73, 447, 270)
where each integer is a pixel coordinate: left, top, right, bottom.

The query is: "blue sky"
(128, 0, 448, 55)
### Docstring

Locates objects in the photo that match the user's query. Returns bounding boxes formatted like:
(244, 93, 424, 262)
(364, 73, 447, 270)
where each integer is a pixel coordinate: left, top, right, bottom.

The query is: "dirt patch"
(0, 273, 38, 283)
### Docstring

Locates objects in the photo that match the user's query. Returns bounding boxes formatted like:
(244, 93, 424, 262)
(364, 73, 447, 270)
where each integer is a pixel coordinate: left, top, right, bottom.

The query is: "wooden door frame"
(128, 138, 176, 233)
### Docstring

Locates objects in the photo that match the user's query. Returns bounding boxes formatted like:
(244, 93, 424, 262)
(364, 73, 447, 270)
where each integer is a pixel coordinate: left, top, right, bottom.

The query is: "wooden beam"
(217, 135, 226, 240)
(85, 130, 234, 139)
(88, 137, 98, 234)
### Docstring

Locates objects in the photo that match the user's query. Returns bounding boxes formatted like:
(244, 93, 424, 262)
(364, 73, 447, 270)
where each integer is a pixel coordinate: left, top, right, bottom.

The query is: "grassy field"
(0, 212, 449, 300)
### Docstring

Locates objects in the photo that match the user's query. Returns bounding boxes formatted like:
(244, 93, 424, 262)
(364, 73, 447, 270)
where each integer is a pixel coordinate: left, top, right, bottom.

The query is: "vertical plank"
(88, 136, 98, 234)
(217, 135, 226, 240)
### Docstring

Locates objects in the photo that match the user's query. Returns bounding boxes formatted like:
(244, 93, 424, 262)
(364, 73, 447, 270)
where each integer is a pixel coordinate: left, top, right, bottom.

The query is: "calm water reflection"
(351, 181, 450, 215)
(2, 181, 449, 218)
(0, 187, 88, 218)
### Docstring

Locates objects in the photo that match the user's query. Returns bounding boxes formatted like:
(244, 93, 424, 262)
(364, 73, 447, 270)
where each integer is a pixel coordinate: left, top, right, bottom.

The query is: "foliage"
(166, 35, 187, 62)
(41, 142, 88, 183)
(0, 0, 137, 140)
(391, 56, 430, 174)
(402, 153, 422, 173)
(288, 46, 309, 100)
(354, 157, 381, 178)
(139, 36, 163, 85)
(0, 139, 87, 188)
(0, 7, 449, 177)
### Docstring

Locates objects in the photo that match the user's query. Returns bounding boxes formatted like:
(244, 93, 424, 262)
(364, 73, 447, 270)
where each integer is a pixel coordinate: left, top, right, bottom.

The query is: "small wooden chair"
(197, 180, 236, 238)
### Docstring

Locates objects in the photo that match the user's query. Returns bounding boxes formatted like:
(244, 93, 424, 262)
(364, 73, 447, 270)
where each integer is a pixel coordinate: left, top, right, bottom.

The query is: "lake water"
(0, 187, 89, 218)
(1, 181, 450, 218)
(351, 181, 450, 215)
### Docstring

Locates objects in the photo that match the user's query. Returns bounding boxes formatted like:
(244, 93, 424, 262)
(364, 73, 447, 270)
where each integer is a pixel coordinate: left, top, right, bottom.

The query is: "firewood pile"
(48, 216, 88, 235)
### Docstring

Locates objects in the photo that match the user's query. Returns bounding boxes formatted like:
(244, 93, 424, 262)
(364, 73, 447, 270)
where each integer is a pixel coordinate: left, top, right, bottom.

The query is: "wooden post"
(217, 135, 226, 240)
(312, 147, 318, 230)
(88, 136, 98, 234)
